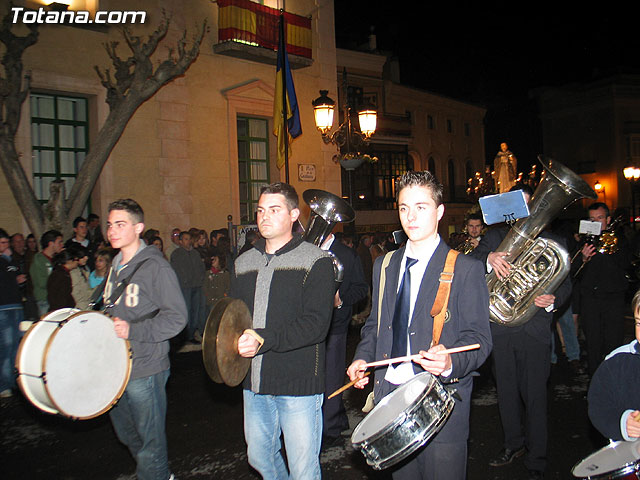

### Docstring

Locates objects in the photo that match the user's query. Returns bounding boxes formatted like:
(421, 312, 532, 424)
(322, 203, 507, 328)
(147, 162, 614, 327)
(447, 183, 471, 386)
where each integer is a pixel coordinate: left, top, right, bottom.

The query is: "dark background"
(334, 2, 640, 171)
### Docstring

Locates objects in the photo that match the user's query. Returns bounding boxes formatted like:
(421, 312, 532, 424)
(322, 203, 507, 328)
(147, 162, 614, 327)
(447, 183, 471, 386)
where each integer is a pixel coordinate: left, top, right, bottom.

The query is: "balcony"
(213, 0, 313, 69)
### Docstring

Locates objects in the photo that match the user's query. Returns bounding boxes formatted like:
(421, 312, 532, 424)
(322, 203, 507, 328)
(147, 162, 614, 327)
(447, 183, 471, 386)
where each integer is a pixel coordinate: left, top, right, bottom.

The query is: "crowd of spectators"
(0, 211, 402, 399)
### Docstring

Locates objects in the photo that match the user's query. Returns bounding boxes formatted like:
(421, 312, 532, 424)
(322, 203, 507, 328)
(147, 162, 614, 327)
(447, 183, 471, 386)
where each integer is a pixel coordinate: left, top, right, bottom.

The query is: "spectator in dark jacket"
(47, 247, 81, 311)
(1, 228, 26, 398)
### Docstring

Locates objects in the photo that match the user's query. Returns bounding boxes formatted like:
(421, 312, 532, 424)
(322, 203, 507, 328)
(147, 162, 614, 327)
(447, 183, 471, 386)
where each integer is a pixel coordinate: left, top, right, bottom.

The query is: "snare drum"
(351, 371, 455, 470)
(572, 440, 640, 479)
(15, 309, 132, 419)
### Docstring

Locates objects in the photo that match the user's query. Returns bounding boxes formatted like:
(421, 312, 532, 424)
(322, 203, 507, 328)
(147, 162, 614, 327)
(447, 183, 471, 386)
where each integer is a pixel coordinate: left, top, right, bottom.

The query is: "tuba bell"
(302, 189, 355, 282)
(487, 156, 597, 326)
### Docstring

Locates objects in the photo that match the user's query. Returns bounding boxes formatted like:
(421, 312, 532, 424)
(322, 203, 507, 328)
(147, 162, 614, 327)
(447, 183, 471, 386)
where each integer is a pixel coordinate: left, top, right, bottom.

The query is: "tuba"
(302, 189, 355, 282)
(487, 156, 597, 326)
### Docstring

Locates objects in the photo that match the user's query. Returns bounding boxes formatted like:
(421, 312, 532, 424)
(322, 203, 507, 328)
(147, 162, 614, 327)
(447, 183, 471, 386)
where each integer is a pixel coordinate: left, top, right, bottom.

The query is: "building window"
(627, 134, 640, 163)
(447, 119, 453, 133)
(465, 160, 473, 182)
(427, 115, 435, 130)
(428, 157, 436, 178)
(348, 145, 411, 210)
(31, 93, 88, 203)
(464, 122, 470, 137)
(237, 116, 269, 224)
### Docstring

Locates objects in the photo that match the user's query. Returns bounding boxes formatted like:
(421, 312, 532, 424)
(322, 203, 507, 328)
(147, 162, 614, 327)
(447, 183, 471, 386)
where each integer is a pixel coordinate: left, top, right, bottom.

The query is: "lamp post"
(312, 71, 377, 206)
(623, 166, 640, 230)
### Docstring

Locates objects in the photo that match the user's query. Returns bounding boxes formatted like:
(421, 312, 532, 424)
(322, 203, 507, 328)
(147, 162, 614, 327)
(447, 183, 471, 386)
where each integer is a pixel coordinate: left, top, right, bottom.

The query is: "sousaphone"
(302, 189, 356, 282)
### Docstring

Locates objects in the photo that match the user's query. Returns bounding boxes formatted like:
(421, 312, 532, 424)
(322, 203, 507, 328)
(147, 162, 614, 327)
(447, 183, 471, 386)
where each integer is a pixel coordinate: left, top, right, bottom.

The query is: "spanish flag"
(273, 14, 302, 170)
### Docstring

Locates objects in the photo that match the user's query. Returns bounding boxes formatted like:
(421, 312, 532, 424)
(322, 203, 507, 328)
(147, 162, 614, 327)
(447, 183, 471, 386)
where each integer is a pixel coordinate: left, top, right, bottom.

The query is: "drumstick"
(327, 344, 481, 400)
(361, 343, 481, 369)
(327, 371, 371, 400)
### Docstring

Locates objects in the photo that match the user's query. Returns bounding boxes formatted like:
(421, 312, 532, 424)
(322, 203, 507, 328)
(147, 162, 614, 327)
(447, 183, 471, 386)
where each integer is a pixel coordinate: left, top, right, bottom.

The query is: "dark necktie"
(391, 257, 418, 358)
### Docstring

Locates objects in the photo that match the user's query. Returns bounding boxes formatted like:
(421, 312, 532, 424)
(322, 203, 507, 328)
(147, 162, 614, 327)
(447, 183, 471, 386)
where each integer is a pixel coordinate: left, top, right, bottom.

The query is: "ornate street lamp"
(312, 72, 378, 204)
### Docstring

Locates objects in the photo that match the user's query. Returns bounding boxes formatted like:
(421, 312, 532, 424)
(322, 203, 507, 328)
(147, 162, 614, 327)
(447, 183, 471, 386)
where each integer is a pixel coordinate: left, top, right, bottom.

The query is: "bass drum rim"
(15, 309, 132, 420)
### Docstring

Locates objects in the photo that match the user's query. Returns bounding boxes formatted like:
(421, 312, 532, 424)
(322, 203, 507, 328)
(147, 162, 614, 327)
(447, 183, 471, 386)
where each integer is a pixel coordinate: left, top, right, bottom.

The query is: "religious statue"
(493, 142, 517, 193)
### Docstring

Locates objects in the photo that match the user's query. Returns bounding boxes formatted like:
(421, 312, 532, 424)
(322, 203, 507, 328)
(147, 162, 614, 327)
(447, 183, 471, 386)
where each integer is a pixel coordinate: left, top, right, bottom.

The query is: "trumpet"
(572, 216, 624, 277)
(456, 235, 479, 254)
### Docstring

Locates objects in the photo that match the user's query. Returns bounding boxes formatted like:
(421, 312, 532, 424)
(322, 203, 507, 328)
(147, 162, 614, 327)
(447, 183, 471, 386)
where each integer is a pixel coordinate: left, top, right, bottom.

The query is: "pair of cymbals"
(202, 297, 251, 387)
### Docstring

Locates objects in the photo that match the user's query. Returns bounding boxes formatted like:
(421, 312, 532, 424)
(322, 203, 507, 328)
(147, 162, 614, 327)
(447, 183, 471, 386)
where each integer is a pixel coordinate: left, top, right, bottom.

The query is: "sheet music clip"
(478, 190, 530, 226)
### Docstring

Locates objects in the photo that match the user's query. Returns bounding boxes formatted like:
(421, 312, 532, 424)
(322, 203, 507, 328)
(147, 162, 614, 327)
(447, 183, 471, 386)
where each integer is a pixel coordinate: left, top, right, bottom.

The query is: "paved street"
(1, 324, 617, 479)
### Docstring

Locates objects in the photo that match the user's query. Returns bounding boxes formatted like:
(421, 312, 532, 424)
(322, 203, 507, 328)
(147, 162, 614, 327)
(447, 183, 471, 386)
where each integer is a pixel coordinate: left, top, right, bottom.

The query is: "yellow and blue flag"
(273, 14, 302, 170)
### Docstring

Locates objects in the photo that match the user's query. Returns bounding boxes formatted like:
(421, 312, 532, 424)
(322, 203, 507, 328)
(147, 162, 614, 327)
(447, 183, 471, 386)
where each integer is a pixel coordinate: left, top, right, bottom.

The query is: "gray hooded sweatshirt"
(104, 242, 187, 379)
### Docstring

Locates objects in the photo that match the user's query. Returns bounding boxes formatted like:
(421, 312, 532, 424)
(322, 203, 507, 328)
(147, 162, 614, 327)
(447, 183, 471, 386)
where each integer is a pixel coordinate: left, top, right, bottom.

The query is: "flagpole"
(279, 10, 289, 183)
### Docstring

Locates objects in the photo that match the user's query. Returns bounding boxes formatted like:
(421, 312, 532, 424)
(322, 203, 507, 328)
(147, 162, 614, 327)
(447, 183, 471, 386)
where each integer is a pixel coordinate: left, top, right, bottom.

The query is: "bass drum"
(15, 309, 132, 419)
(351, 372, 454, 470)
(573, 440, 640, 479)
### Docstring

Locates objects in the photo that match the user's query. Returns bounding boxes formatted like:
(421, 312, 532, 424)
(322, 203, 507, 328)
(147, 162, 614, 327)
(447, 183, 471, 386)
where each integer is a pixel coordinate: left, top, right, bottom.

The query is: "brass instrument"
(596, 216, 623, 255)
(572, 216, 624, 278)
(456, 234, 479, 254)
(302, 189, 355, 282)
(487, 156, 597, 326)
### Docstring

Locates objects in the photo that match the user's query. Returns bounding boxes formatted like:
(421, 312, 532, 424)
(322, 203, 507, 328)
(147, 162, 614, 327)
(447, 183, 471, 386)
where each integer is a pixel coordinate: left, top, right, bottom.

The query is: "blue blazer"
(354, 238, 492, 442)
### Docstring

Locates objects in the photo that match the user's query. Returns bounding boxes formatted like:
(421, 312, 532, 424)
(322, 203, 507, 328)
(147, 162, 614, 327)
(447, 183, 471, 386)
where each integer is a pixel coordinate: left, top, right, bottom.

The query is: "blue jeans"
(181, 287, 205, 339)
(551, 305, 580, 363)
(36, 300, 48, 318)
(109, 370, 171, 480)
(0, 306, 23, 392)
(243, 390, 323, 479)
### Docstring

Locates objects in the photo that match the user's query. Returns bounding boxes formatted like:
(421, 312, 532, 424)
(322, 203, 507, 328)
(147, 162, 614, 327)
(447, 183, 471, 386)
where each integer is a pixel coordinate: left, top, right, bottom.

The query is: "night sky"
(334, 2, 640, 171)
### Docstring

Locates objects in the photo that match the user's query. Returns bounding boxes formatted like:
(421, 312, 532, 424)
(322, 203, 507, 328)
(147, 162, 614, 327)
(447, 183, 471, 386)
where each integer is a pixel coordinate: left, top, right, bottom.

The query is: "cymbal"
(201, 297, 252, 387)
(202, 298, 227, 383)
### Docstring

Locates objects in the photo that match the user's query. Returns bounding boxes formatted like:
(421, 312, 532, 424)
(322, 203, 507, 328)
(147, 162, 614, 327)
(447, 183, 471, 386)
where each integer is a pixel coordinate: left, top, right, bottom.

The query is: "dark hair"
(73, 216, 87, 228)
(27, 233, 37, 251)
(217, 236, 231, 254)
(149, 236, 163, 250)
(40, 230, 63, 250)
(88, 213, 99, 221)
(245, 229, 259, 243)
(53, 248, 80, 266)
(395, 170, 444, 206)
(179, 231, 190, 241)
(509, 184, 534, 197)
(212, 252, 227, 270)
(69, 244, 89, 259)
(588, 202, 610, 217)
(260, 182, 299, 210)
(0, 228, 9, 240)
(466, 212, 484, 224)
(142, 229, 159, 245)
(108, 198, 144, 224)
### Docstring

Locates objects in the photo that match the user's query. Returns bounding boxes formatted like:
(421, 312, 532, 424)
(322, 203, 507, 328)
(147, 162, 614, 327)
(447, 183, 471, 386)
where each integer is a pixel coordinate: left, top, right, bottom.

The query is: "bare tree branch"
(66, 17, 208, 217)
(0, 6, 208, 238)
(0, 6, 43, 237)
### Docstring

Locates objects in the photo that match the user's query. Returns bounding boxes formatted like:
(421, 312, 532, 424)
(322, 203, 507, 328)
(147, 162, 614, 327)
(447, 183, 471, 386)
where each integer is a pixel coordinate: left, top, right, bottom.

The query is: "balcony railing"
(214, 0, 313, 69)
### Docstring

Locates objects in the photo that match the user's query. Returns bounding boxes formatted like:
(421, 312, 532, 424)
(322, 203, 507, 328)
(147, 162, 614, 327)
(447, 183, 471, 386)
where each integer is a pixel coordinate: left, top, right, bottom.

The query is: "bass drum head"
(44, 311, 131, 419)
(572, 440, 640, 478)
(352, 372, 436, 444)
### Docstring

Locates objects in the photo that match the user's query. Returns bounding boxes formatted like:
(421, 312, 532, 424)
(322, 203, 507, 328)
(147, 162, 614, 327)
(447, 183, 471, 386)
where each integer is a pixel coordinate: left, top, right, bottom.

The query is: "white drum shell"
(16, 309, 132, 419)
(573, 440, 640, 479)
(351, 372, 455, 470)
